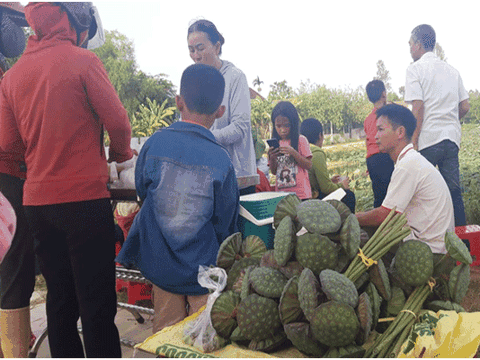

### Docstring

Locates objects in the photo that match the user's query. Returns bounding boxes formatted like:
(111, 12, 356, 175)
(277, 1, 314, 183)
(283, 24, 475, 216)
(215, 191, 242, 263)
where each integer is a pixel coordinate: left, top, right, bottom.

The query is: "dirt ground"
(460, 266, 480, 357)
(461, 266, 480, 313)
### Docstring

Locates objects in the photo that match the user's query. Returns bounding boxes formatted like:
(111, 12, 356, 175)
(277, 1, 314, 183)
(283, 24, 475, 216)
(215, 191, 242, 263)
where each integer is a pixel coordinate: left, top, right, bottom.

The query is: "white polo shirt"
(382, 144, 455, 254)
(405, 52, 469, 151)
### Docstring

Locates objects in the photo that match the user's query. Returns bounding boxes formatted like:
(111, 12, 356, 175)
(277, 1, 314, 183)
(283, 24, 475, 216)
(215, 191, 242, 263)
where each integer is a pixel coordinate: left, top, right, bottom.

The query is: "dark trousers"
(0, 173, 36, 309)
(366, 153, 394, 208)
(318, 189, 356, 214)
(25, 198, 121, 358)
(420, 140, 466, 227)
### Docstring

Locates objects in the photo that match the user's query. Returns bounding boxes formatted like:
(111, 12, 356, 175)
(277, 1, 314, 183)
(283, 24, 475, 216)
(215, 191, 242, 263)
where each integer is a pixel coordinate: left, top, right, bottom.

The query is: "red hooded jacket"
(0, 3, 133, 205)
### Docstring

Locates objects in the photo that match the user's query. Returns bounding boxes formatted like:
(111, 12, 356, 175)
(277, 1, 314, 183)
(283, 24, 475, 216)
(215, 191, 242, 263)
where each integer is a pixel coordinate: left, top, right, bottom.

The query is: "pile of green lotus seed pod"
(204, 194, 473, 356)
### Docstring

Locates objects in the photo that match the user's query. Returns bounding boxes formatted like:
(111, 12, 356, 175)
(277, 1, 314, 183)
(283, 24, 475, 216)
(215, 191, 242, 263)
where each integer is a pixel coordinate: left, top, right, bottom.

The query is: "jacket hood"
(219, 59, 234, 75)
(25, 2, 77, 45)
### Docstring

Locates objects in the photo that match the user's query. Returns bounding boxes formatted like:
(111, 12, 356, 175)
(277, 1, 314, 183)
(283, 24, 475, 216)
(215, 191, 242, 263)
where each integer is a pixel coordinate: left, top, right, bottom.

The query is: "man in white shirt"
(356, 104, 454, 255)
(405, 24, 470, 227)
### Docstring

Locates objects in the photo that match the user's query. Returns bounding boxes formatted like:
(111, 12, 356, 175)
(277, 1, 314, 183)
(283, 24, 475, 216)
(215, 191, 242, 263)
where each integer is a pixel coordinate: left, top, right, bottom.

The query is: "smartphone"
(267, 138, 280, 149)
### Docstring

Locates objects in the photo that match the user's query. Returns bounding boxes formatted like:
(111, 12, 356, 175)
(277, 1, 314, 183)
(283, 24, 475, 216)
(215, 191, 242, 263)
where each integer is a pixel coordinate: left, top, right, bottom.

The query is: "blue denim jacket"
(116, 122, 239, 295)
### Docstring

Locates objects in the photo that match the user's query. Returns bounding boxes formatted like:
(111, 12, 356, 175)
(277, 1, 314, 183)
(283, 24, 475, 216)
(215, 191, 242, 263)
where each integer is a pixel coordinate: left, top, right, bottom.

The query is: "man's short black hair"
(411, 24, 436, 51)
(180, 64, 225, 115)
(300, 117, 323, 144)
(376, 104, 417, 140)
(366, 80, 386, 103)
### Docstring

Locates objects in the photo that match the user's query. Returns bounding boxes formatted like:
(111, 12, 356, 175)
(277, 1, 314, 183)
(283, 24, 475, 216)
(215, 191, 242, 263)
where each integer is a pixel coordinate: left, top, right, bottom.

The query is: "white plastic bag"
(108, 155, 137, 189)
(119, 167, 136, 189)
(182, 265, 228, 353)
(115, 155, 137, 173)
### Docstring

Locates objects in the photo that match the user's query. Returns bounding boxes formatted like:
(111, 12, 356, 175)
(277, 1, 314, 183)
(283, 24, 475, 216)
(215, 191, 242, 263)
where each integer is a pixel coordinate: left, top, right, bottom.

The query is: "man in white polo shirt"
(405, 24, 470, 227)
(356, 104, 454, 255)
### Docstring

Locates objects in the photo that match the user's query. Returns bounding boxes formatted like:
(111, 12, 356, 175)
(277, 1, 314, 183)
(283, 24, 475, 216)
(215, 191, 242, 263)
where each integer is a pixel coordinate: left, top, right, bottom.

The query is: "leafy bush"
(130, 98, 177, 138)
(459, 124, 480, 224)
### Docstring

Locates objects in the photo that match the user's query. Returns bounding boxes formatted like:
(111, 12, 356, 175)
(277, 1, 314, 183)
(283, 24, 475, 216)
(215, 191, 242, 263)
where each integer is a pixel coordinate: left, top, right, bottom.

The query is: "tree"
(297, 79, 318, 95)
(435, 42, 447, 62)
(93, 30, 176, 117)
(250, 97, 274, 140)
(252, 76, 264, 93)
(268, 80, 295, 100)
(296, 86, 343, 135)
(387, 92, 401, 102)
(399, 86, 405, 99)
(374, 60, 392, 93)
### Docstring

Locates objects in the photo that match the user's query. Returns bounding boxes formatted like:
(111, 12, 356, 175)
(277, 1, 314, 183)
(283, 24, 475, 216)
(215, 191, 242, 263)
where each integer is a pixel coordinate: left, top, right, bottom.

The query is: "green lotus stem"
(365, 217, 408, 258)
(377, 317, 415, 358)
(378, 212, 403, 237)
(382, 290, 427, 357)
(368, 283, 432, 358)
(370, 229, 411, 263)
(345, 226, 410, 282)
(367, 227, 410, 261)
(362, 208, 399, 254)
(370, 316, 410, 357)
(385, 339, 400, 358)
(368, 285, 427, 349)
(345, 209, 410, 283)
(389, 317, 416, 358)
(372, 314, 413, 356)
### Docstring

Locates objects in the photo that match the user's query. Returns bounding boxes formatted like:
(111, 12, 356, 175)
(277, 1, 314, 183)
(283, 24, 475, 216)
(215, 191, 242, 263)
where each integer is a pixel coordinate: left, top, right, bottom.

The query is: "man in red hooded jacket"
(0, 3, 134, 357)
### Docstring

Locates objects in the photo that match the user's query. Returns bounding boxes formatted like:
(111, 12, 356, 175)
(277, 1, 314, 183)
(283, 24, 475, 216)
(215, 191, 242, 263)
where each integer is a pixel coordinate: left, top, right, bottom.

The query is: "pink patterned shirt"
(275, 135, 312, 199)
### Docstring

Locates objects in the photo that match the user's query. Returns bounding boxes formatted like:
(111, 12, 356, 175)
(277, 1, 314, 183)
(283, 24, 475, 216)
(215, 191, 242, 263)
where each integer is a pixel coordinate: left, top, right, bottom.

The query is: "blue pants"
(366, 153, 394, 208)
(420, 140, 466, 227)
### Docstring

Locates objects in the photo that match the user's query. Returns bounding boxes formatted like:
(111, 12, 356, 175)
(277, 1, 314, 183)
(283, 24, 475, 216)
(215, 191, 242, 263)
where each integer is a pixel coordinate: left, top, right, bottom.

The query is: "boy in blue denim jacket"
(116, 64, 239, 333)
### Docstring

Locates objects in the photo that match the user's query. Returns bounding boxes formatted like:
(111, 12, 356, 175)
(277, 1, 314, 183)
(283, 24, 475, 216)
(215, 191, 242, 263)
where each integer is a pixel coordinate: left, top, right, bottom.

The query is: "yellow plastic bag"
(398, 310, 480, 358)
(134, 308, 306, 358)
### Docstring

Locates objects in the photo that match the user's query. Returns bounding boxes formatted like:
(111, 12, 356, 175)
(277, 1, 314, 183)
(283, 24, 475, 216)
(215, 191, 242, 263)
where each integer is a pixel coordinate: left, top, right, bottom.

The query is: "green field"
(323, 123, 480, 223)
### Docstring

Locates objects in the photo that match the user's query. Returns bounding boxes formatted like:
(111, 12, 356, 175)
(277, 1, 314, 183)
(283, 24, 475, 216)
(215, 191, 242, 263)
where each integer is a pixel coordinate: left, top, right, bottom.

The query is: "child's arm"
(268, 147, 280, 174)
(278, 146, 312, 170)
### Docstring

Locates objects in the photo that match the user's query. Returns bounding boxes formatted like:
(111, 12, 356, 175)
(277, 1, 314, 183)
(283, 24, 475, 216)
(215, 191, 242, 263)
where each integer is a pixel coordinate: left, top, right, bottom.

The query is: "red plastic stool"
(116, 277, 152, 304)
(125, 282, 152, 305)
(455, 225, 480, 266)
(116, 278, 128, 292)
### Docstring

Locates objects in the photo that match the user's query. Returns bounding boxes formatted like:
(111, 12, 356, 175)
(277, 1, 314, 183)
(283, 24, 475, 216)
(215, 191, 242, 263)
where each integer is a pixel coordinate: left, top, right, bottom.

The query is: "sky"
(92, 0, 480, 96)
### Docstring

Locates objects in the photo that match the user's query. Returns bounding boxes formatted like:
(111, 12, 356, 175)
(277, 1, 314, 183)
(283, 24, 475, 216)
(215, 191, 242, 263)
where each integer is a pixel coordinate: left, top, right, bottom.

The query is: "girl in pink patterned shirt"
(268, 101, 313, 199)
